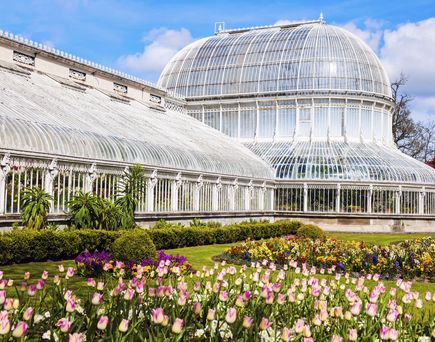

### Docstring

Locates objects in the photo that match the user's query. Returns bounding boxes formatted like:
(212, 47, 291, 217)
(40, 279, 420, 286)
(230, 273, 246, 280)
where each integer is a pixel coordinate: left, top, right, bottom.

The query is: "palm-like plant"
(116, 164, 146, 228)
(68, 191, 100, 229)
(97, 198, 122, 230)
(21, 186, 52, 230)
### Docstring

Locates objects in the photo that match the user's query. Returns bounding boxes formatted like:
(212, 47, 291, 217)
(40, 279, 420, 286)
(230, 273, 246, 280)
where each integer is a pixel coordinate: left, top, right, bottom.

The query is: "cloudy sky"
(1, 0, 434, 121)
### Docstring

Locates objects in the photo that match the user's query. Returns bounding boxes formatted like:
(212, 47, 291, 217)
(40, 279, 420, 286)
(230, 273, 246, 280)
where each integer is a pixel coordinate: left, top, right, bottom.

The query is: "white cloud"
(341, 19, 383, 51)
(409, 96, 435, 122)
(117, 27, 194, 82)
(380, 18, 435, 97)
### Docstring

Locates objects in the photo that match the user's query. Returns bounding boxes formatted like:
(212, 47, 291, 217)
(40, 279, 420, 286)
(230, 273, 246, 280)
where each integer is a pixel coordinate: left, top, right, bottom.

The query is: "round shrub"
(111, 230, 156, 262)
(297, 224, 326, 240)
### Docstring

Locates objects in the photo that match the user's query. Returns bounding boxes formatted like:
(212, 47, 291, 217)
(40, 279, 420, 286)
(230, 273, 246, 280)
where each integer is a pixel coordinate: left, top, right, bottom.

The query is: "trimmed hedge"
(111, 230, 156, 262)
(0, 220, 306, 265)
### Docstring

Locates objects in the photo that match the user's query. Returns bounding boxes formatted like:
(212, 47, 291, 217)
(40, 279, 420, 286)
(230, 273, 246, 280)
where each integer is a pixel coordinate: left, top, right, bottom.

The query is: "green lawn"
(326, 232, 435, 245)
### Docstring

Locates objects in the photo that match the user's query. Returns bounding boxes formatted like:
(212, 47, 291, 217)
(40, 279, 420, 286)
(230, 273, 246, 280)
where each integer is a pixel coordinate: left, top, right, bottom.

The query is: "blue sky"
(1, 0, 435, 120)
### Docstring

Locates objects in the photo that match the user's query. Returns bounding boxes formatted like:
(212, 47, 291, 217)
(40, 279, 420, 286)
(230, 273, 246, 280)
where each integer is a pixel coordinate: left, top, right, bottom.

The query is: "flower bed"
(220, 236, 435, 280)
(0, 258, 434, 340)
(75, 250, 192, 278)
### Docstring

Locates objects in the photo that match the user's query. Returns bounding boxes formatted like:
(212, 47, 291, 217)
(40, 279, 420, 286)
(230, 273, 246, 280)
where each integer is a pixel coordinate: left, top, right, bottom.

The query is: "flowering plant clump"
(221, 236, 435, 280)
(75, 250, 111, 277)
(75, 250, 192, 279)
(0, 258, 434, 341)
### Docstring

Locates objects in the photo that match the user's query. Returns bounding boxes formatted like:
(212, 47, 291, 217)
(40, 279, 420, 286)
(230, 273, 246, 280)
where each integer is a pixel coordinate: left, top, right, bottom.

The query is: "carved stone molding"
(113, 82, 128, 94)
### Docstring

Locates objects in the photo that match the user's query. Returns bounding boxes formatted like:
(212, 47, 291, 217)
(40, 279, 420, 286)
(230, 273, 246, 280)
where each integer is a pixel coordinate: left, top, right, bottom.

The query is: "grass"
(326, 232, 435, 245)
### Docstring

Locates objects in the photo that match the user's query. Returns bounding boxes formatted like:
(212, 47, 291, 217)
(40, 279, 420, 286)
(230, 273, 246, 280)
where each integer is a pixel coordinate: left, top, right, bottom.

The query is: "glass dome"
(158, 22, 392, 99)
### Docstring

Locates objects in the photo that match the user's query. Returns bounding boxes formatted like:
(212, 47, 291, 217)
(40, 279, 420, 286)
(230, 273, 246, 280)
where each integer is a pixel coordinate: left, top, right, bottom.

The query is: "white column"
(147, 170, 158, 212)
(418, 187, 426, 215)
(395, 186, 402, 214)
(367, 185, 373, 214)
(258, 182, 266, 211)
(84, 163, 97, 193)
(270, 187, 274, 211)
(212, 177, 221, 212)
(336, 183, 341, 213)
(171, 173, 182, 212)
(193, 175, 203, 211)
(0, 154, 11, 215)
(44, 159, 59, 211)
(303, 183, 308, 212)
(230, 179, 238, 211)
(245, 181, 253, 211)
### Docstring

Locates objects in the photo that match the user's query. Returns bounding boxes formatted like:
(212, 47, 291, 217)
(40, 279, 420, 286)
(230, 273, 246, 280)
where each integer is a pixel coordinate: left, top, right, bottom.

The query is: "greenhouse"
(0, 18, 434, 229)
(158, 19, 435, 218)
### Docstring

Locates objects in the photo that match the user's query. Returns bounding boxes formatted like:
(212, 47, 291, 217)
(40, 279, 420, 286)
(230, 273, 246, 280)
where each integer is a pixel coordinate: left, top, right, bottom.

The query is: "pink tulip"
(118, 319, 129, 332)
(36, 279, 45, 290)
(0, 291, 5, 305)
(259, 317, 271, 330)
(152, 308, 165, 324)
(23, 272, 30, 280)
(87, 278, 96, 287)
(193, 302, 201, 315)
(58, 265, 65, 273)
(42, 271, 48, 280)
(56, 318, 72, 333)
(65, 299, 75, 313)
(281, 327, 292, 341)
(425, 291, 431, 301)
(386, 308, 398, 322)
(172, 318, 183, 334)
(11, 321, 27, 338)
(366, 303, 377, 317)
(389, 328, 399, 340)
(295, 319, 305, 333)
(348, 329, 357, 341)
(97, 282, 104, 291)
(0, 317, 10, 335)
(380, 326, 390, 340)
(97, 316, 109, 330)
(0, 272, 2, 280)
(242, 316, 253, 329)
(219, 291, 229, 302)
(162, 315, 169, 327)
(350, 301, 361, 315)
(331, 335, 343, 342)
(124, 288, 135, 301)
(68, 333, 82, 342)
(92, 293, 103, 305)
(23, 307, 33, 321)
(66, 267, 74, 278)
(27, 285, 37, 297)
(3, 299, 13, 311)
(225, 308, 237, 324)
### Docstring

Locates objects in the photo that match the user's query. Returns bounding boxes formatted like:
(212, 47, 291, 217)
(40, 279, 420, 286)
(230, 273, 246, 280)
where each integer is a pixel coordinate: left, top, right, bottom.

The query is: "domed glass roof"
(158, 22, 391, 99)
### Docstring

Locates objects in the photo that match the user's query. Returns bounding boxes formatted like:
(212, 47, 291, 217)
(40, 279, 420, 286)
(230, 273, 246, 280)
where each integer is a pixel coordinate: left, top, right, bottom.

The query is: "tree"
(21, 186, 52, 230)
(391, 74, 435, 161)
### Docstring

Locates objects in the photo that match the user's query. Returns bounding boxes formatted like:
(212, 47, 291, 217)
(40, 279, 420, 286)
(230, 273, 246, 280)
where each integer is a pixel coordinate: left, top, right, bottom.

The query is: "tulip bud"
(92, 293, 103, 305)
(172, 318, 183, 334)
(12, 321, 28, 338)
(225, 308, 237, 324)
(97, 316, 109, 330)
(23, 307, 33, 321)
(206, 309, 215, 321)
(118, 319, 129, 332)
(348, 329, 357, 341)
(242, 316, 253, 329)
(56, 318, 72, 333)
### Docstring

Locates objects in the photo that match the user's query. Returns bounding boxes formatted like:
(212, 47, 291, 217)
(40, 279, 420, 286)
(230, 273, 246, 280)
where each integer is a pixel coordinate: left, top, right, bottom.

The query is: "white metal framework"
(158, 20, 435, 217)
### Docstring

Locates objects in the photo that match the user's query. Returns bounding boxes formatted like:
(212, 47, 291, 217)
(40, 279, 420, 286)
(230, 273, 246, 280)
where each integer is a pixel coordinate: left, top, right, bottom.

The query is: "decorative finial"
(319, 12, 324, 23)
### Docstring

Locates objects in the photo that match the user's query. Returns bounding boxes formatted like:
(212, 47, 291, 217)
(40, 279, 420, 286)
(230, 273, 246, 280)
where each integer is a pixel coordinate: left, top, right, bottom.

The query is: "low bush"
(111, 230, 156, 263)
(0, 219, 305, 265)
(296, 224, 325, 239)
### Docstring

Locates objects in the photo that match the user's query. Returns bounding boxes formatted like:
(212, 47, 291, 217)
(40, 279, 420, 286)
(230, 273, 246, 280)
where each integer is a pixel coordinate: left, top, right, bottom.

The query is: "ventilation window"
(113, 82, 128, 94)
(150, 94, 162, 104)
(13, 51, 35, 66)
(69, 68, 86, 81)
